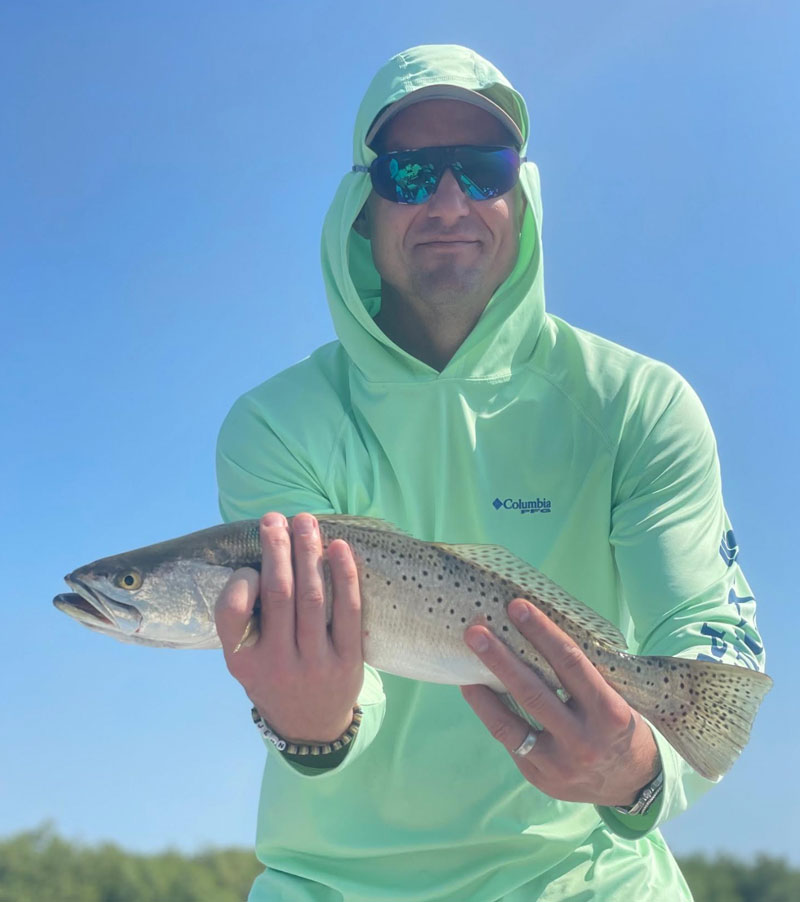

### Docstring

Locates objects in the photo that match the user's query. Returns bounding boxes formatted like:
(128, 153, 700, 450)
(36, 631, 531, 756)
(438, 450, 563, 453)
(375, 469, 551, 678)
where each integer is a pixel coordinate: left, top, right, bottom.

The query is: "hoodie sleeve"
(595, 373, 767, 838)
(216, 390, 387, 776)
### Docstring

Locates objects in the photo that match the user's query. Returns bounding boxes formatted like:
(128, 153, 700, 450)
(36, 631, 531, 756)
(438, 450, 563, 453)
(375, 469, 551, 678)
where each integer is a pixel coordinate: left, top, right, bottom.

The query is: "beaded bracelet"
(251, 706, 363, 757)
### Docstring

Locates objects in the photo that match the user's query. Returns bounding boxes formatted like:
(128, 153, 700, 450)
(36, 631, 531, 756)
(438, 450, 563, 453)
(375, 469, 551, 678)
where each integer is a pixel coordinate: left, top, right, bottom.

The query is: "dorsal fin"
(434, 542, 627, 649)
(315, 514, 413, 536)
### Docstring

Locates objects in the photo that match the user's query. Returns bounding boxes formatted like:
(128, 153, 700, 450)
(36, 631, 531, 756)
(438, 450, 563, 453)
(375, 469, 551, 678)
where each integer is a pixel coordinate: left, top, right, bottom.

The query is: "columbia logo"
(719, 530, 739, 567)
(492, 497, 552, 514)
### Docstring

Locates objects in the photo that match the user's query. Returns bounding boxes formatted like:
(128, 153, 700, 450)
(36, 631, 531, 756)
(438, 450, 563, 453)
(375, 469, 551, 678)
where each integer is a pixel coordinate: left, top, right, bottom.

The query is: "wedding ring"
(513, 728, 540, 757)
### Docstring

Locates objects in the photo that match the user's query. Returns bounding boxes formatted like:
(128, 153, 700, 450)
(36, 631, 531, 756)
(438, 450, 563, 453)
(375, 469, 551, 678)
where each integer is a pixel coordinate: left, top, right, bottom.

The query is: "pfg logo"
(492, 497, 552, 514)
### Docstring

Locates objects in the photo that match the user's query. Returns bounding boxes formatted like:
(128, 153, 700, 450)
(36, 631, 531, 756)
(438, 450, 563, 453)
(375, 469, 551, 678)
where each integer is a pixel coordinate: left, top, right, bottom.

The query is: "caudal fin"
(603, 655, 773, 781)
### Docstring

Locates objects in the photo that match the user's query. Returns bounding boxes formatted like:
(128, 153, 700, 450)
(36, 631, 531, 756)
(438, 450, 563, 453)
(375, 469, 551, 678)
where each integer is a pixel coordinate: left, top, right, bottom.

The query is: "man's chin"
(412, 266, 485, 304)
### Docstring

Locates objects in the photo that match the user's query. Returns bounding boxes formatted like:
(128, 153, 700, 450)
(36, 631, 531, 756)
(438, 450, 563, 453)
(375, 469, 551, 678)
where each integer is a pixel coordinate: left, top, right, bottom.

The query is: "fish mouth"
(60, 574, 143, 634)
(53, 592, 115, 626)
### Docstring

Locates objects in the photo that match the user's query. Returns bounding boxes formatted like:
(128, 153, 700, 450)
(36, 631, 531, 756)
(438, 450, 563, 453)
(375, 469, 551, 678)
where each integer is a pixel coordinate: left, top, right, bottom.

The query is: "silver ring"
(513, 728, 540, 757)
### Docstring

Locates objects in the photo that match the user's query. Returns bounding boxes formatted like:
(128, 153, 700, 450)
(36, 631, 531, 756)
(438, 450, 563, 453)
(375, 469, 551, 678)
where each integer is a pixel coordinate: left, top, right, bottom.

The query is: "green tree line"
(1, 825, 798, 901)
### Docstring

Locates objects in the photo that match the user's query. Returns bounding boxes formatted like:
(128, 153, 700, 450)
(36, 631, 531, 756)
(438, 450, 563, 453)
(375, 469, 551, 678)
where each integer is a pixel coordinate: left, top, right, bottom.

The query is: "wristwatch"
(613, 769, 664, 816)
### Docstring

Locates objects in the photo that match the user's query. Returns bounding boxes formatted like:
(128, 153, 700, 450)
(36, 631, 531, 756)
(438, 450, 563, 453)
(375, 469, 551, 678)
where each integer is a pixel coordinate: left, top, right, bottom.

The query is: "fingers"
(505, 599, 612, 710)
(328, 539, 362, 661)
(461, 685, 546, 769)
(291, 514, 328, 658)
(215, 567, 260, 661)
(223, 510, 361, 670)
(259, 513, 297, 658)
(464, 620, 574, 738)
(463, 600, 660, 807)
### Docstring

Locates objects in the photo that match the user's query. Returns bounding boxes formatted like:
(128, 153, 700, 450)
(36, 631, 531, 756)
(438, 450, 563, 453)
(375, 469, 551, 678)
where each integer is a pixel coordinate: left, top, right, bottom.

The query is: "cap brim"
(365, 84, 523, 149)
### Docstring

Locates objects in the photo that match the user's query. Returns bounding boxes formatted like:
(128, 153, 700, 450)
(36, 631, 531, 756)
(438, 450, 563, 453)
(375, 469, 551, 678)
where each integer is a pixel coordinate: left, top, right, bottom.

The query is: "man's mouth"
(417, 239, 480, 247)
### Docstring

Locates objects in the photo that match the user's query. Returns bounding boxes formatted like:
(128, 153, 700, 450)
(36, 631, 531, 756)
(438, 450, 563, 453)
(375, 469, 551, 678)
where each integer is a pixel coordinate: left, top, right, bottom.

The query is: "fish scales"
(54, 515, 773, 781)
(319, 517, 590, 693)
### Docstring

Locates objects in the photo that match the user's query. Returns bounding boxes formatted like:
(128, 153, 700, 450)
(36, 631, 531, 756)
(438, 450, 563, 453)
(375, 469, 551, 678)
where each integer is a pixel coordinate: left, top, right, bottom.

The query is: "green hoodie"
(217, 45, 766, 902)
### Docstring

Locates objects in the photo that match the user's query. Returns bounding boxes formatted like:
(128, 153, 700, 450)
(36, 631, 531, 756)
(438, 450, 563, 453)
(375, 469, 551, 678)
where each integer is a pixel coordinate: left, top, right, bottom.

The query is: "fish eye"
(115, 570, 143, 591)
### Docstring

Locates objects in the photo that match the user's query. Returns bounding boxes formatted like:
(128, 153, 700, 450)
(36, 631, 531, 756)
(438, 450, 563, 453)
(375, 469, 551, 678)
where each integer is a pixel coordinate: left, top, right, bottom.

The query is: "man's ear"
(353, 202, 371, 239)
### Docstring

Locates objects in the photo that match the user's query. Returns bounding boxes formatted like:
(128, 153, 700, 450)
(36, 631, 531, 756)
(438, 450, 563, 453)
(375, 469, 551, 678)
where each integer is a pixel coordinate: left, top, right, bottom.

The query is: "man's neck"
(374, 283, 489, 372)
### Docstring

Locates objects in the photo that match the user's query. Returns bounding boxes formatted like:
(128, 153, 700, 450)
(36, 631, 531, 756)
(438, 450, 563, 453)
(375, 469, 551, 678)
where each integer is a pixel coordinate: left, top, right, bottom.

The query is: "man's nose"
(425, 168, 471, 221)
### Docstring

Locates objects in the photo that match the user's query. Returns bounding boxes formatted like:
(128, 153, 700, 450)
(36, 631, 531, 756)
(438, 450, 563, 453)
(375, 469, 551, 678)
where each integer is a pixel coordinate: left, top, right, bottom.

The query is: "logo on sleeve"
(719, 530, 739, 567)
(492, 497, 552, 514)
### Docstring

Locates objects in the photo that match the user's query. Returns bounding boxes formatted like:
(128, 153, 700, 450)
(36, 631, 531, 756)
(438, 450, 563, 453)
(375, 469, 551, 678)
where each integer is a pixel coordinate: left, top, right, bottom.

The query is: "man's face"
(359, 99, 525, 312)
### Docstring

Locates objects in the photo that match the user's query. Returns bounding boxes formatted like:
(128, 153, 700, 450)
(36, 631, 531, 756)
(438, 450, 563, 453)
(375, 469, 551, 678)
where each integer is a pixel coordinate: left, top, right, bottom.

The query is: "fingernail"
(467, 632, 489, 653)
(510, 601, 530, 623)
(293, 515, 316, 535)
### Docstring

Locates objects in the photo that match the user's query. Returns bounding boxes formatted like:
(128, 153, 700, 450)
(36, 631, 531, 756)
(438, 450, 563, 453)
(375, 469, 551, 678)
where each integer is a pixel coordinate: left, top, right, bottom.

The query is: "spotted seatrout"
(54, 516, 772, 780)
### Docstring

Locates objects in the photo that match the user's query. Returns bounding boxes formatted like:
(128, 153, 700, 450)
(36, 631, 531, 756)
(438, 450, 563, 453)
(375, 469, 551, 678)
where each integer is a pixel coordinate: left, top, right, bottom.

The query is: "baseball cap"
(365, 84, 524, 149)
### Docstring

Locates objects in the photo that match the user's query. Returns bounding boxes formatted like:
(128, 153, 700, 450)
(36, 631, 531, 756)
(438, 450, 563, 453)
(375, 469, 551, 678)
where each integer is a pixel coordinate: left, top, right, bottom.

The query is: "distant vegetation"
(0, 825, 260, 902)
(677, 853, 800, 902)
(1, 825, 799, 901)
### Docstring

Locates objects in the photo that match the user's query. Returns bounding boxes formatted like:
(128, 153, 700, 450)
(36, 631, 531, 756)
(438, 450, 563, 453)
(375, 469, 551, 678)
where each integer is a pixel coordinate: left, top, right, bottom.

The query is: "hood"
(321, 44, 546, 382)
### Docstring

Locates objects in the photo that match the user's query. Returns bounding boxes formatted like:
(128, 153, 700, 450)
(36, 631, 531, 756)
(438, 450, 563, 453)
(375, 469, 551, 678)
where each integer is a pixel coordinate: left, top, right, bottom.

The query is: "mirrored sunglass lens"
(373, 153, 439, 203)
(453, 149, 519, 200)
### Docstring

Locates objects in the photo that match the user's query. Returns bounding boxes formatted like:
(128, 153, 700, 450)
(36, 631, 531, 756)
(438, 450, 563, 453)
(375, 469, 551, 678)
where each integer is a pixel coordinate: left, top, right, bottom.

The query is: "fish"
(53, 515, 773, 781)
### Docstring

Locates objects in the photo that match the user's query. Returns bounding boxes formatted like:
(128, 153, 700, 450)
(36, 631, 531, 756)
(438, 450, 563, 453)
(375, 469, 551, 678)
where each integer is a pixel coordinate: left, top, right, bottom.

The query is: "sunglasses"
(353, 145, 525, 205)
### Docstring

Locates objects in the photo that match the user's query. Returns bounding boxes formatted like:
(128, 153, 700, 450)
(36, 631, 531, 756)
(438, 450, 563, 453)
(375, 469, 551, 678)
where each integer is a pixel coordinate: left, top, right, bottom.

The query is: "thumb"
(215, 567, 260, 660)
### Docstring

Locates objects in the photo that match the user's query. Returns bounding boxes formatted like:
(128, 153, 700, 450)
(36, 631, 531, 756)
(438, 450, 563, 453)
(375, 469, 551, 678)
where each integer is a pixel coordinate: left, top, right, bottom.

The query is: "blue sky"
(2, 0, 798, 864)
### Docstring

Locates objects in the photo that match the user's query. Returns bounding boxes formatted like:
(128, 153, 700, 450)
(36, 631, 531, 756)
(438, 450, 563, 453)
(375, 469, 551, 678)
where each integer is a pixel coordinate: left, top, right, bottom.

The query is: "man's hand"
(215, 512, 364, 744)
(461, 599, 661, 808)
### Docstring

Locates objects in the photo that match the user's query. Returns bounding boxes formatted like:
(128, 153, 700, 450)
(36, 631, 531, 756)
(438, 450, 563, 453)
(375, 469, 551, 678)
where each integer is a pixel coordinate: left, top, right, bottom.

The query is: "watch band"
(613, 769, 664, 816)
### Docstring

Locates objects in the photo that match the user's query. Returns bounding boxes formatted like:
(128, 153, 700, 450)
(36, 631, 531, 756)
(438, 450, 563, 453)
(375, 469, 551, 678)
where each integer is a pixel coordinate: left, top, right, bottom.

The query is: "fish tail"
(601, 653, 773, 781)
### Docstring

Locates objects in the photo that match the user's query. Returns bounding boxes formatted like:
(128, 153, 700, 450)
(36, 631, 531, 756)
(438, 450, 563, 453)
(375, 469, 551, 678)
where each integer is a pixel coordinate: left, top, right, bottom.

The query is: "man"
(214, 45, 766, 901)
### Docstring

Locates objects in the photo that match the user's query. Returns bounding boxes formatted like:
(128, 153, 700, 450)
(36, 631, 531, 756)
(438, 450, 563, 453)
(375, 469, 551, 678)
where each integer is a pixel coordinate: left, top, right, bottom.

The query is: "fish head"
(56, 550, 231, 649)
